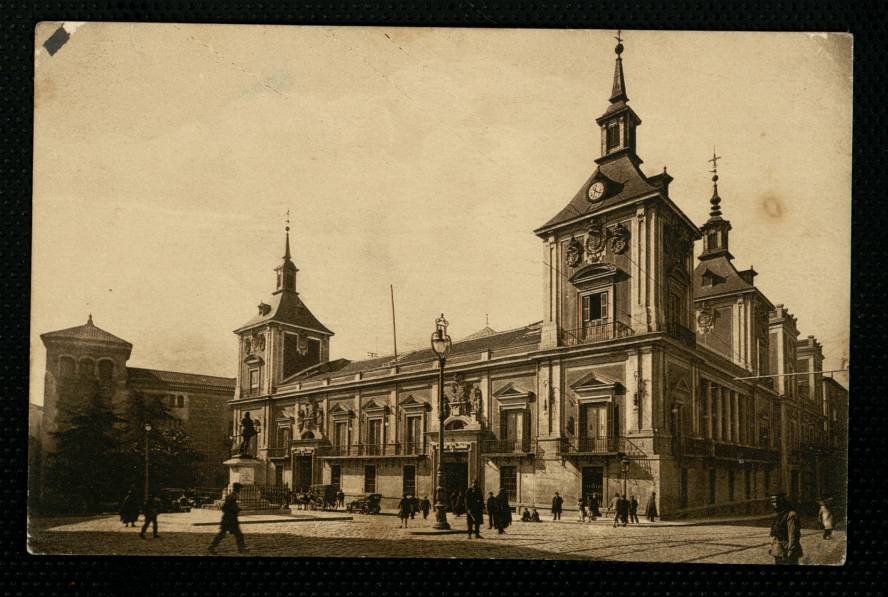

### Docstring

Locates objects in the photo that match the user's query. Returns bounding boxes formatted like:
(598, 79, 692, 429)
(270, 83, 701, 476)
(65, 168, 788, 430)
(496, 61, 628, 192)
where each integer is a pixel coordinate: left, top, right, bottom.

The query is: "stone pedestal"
(223, 455, 267, 490)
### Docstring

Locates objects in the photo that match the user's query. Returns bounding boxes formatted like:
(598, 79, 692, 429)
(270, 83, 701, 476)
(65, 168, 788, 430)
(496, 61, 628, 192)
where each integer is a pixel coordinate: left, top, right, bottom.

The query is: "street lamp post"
(620, 454, 629, 498)
(143, 423, 152, 499)
(431, 314, 453, 530)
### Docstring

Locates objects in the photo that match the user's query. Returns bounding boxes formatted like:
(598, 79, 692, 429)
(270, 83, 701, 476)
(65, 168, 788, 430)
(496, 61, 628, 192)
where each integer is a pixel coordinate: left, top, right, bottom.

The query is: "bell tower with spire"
(234, 214, 333, 402)
(274, 212, 299, 294)
(699, 151, 733, 260)
(595, 31, 642, 163)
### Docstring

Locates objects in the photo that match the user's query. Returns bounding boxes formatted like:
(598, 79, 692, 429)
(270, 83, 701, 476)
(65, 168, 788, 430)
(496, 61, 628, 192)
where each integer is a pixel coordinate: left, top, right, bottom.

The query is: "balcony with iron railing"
(561, 321, 634, 347)
(666, 322, 696, 348)
(677, 437, 779, 462)
(323, 441, 427, 458)
(558, 436, 624, 456)
(481, 438, 533, 456)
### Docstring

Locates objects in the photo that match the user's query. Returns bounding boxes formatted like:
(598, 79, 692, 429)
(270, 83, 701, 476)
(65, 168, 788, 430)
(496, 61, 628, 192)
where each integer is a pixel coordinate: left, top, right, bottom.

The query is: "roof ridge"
(127, 366, 235, 382)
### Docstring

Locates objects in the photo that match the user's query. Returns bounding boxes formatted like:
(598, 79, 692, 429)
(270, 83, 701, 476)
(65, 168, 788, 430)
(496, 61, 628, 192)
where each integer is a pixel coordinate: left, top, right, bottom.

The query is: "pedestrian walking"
(464, 479, 484, 539)
(818, 498, 835, 540)
(139, 493, 161, 539)
(119, 487, 139, 528)
(578, 497, 587, 522)
(420, 495, 431, 525)
(410, 495, 418, 519)
(768, 491, 802, 565)
(208, 483, 249, 554)
(589, 493, 601, 521)
(629, 495, 640, 524)
(486, 491, 497, 529)
(645, 491, 658, 522)
(610, 493, 622, 528)
(494, 488, 512, 534)
(336, 488, 345, 510)
(398, 493, 412, 528)
(551, 491, 564, 521)
(618, 494, 629, 526)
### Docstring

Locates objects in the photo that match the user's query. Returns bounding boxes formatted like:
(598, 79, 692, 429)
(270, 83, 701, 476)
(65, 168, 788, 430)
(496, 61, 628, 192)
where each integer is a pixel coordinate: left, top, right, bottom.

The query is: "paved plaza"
(28, 509, 845, 564)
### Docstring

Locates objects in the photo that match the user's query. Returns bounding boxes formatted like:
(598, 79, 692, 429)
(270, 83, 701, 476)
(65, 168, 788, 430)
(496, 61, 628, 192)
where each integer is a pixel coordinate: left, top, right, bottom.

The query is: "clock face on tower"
(587, 181, 606, 202)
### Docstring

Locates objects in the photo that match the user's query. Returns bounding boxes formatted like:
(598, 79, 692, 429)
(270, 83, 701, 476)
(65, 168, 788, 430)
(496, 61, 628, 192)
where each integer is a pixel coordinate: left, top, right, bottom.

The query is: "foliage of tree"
(122, 391, 206, 495)
(44, 380, 126, 513)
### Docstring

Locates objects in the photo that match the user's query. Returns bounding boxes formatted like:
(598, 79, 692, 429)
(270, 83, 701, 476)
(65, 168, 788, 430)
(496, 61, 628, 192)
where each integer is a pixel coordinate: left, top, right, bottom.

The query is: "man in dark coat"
(769, 492, 802, 565)
(551, 491, 564, 520)
(464, 480, 484, 539)
(629, 495, 640, 524)
(139, 493, 161, 539)
(485, 491, 497, 529)
(208, 483, 249, 554)
(494, 488, 512, 534)
(610, 493, 622, 528)
(419, 495, 431, 525)
(618, 494, 630, 526)
(645, 491, 658, 522)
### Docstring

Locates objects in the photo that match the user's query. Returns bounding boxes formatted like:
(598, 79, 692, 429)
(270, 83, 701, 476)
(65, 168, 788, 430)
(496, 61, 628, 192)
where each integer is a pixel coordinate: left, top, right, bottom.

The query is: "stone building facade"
(229, 37, 846, 517)
(36, 316, 235, 493)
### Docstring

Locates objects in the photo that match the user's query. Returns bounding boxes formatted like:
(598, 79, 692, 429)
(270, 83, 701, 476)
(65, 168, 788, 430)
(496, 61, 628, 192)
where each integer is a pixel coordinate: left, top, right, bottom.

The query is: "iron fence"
(561, 321, 634, 347)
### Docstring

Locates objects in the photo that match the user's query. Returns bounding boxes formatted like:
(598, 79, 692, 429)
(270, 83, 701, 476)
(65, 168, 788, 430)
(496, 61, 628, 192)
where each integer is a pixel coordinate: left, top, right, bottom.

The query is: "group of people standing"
(606, 492, 658, 526)
(397, 494, 432, 527)
(457, 481, 513, 538)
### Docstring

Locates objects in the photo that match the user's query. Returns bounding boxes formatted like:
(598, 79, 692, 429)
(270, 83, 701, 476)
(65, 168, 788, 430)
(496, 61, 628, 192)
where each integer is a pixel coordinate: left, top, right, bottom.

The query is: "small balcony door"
(500, 409, 524, 451)
(579, 403, 608, 451)
(581, 291, 609, 340)
(333, 421, 348, 453)
(405, 415, 422, 454)
(367, 419, 383, 454)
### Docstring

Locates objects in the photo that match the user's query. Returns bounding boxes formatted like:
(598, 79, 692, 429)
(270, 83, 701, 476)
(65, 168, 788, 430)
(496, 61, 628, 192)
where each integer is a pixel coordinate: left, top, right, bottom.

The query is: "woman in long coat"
(119, 489, 140, 527)
(494, 489, 512, 534)
(644, 491, 658, 522)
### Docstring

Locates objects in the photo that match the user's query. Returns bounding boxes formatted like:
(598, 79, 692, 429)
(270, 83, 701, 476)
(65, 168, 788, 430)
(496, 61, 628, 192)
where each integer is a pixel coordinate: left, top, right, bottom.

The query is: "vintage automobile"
(347, 493, 382, 515)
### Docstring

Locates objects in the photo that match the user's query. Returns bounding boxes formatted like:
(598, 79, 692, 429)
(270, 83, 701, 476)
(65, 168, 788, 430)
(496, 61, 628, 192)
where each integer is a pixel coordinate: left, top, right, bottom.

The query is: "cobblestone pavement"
(28, 509, 846, 564)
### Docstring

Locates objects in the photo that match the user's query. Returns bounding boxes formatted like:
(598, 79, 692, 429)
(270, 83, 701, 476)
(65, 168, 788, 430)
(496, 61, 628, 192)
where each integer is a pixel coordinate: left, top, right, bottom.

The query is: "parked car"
(347, 493, 382, 514)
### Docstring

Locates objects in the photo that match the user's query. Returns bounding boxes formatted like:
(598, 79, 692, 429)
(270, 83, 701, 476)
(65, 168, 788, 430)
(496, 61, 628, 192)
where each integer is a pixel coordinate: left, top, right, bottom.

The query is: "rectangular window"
(364, 465, 376, 493)
(680, 468, 688, 509)
(581, 291, 608, 323)
(500, 466, 517, 502)
(708, 469, 716, 505)
(334, 421, 347, 448)
(368, 419, 383, 447)
(249, 369, 260, 390)
(330, 465, 341, 490)
(606, 122, 620, 151)
(177, 395, 185, 408)
(405, 416, 422, 453)
(403, 465, 416, 497)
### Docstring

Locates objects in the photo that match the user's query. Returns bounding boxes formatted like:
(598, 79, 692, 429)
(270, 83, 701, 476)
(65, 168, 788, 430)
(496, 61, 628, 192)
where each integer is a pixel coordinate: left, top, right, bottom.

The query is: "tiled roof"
(40, 316, 133, 348)
(235, 290, 332, 335)
(535, 154, 660, 234)
(693, 255, 761, 300)
(127, 367, 235, 392)
(294, 321, 542, 382)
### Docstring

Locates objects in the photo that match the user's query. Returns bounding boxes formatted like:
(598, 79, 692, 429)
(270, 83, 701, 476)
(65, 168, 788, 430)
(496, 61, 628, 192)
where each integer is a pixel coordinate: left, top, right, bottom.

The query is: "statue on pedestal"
(238, 411, 258, 457)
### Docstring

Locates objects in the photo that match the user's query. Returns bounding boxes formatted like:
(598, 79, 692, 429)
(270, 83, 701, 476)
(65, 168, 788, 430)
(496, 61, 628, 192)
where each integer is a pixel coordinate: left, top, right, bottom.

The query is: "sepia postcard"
(28, 23, 850, 563)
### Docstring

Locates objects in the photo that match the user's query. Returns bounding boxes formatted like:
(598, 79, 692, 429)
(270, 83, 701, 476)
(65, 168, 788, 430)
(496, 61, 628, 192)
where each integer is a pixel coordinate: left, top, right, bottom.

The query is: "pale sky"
(30, 24, 851, 404)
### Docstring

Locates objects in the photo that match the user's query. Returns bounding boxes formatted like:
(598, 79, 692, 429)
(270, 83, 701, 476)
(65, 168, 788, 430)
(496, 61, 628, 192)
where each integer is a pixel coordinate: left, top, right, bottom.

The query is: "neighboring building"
(35, 316, 235, 494)
(228, 36, 841, 517)
(822, 376, 849, 513)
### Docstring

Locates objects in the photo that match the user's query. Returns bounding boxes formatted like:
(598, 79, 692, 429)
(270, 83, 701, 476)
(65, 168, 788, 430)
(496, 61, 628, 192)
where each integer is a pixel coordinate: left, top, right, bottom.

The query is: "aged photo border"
(2, 1, 879, 595)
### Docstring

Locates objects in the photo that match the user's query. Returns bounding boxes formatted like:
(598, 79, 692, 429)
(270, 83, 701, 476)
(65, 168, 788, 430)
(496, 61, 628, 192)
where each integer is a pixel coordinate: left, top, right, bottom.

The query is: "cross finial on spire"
(708, 149, 723, 217)
(283, 210, 292, 260)
(615, 30, 623, 45)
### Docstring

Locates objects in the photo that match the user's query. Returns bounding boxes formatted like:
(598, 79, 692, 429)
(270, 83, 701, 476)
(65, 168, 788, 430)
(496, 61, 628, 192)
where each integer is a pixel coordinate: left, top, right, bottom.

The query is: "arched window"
(97, 360, 114, 385)
(444, 420, 465, 431)
(78, 358, 95, 380)
(59, 356, 76, 378)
